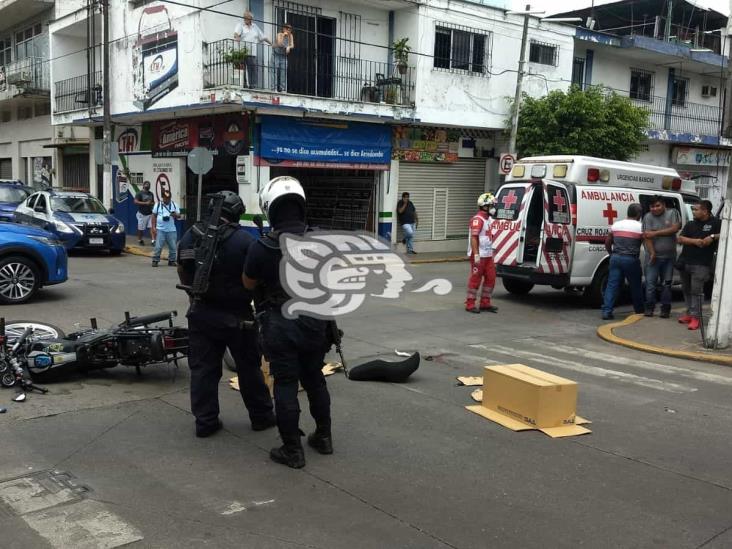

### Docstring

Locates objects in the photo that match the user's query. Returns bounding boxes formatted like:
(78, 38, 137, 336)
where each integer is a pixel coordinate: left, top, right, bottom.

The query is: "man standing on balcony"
(234, 11, 271, 89)
(272, 23, 294, 92)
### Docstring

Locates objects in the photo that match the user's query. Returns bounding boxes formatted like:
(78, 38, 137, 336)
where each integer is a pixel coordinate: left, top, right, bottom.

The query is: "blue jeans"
(644, 256, 674, 307)
(273, 54, 287, 91)
(153, 230, 178, 263)
(602, 254, 643, 315)
(402, 223, 415, 252)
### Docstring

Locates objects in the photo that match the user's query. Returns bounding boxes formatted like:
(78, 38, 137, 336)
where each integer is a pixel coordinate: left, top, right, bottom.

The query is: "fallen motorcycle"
(0, 311, 188, 401)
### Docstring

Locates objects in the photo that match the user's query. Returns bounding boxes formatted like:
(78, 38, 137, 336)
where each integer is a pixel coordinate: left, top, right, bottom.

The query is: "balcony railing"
(54, 71, 102, 114)
(0, 57, 49, 95)
(204, 39, 414, 107)
(631, 94, 722, 137)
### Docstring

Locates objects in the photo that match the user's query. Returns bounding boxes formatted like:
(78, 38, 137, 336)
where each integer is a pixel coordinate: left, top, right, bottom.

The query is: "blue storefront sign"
(257, 116, 391, 169)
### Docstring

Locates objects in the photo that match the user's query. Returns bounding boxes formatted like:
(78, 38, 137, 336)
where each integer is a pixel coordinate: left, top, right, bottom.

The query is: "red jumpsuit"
(465, 210, 496, 310)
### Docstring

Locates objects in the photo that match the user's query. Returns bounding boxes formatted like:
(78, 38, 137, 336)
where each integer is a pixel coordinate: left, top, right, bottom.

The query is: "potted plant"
(224, 47, 249, 70)
(393, 38, 411, 75)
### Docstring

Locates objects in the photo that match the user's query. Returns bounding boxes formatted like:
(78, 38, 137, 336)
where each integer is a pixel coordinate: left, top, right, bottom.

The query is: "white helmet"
(259, 176, 306, 218)
(477, 192, 496, 208)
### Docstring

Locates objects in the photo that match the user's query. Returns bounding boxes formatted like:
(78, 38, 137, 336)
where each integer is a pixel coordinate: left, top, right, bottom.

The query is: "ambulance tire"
(502, 278, 534, 295)
(584, 263, 609, 308)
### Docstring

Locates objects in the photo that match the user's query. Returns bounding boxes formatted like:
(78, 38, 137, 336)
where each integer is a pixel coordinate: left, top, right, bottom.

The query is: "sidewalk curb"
(125, 245, 153, 258)
(410, 256, 467, 264)
(597, 314, 732, 367)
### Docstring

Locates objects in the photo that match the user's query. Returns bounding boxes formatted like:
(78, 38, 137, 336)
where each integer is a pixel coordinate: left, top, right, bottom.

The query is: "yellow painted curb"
(410, 256, 468, 265)
(597, 314, 732, 366)
(124, 245, 152, 258)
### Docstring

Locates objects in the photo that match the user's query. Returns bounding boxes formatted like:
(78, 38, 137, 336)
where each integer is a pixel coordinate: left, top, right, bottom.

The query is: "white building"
(0, 0, 54, 186)
(559, 0, 731, 209)
(48, 0, 573, 251)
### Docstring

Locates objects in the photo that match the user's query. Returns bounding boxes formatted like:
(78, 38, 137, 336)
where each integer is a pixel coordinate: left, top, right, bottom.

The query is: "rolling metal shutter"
(0, 158, 12, 179)
(397, 158, 486, 241)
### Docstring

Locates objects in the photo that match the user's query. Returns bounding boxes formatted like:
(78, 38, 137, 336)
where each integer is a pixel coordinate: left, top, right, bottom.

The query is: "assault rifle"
(327, 320, 348, 377)
(176, 194, 226, 299)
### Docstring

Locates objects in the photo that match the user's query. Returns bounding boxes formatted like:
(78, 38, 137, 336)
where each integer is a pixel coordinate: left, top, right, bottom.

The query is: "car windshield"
(51, 196, 107, 214)
(0, 186, 30, 203)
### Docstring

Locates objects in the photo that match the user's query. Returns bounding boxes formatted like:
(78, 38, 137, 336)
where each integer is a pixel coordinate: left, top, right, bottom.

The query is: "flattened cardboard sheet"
(457, 376, 483, 386)
(467, 405, 592, 437)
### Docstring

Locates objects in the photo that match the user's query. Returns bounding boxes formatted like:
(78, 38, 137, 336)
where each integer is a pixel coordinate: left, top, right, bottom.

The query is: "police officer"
(243, 177, 332, 469)
(178, 191, 275, 437)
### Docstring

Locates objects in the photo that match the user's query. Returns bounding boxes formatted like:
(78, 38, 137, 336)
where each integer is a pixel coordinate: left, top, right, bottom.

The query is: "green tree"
(514, 86, 650, 161)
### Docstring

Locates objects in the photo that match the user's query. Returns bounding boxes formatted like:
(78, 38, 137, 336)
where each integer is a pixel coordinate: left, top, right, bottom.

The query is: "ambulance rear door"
(539, 181, 575, 277)
(491, 183, 531, 267)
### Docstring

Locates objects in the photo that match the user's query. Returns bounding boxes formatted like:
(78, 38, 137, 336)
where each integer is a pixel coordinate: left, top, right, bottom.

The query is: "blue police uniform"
(178, 224, 274, 435)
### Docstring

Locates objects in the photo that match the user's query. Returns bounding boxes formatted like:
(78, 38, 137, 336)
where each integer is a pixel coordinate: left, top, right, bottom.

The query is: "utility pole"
(101, 0, 112, 208)
(706, 1, 732, 348)
(508, 4, 531, 156)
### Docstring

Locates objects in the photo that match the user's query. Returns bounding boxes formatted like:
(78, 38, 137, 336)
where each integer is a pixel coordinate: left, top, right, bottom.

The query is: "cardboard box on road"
(466, 364, 591, 438)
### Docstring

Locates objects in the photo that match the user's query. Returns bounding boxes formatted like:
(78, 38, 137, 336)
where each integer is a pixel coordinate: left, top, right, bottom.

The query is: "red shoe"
(687, 317, 700, 330)
(678, 314, 692, 324)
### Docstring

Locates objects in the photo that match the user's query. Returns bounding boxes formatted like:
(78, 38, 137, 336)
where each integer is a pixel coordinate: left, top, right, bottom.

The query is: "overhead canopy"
(555, 0, 728, 35)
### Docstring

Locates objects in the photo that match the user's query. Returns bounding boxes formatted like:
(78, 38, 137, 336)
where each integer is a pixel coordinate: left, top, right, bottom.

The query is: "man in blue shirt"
(151, 193, 180, 267)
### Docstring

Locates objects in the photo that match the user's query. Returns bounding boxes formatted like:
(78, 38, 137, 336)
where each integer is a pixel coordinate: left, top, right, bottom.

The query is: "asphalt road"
(1, 251, 732, 549)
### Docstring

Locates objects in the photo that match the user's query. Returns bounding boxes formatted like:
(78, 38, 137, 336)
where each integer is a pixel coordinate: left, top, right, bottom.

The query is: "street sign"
(499, 153, 515, 175)
(187, 147, 214, 221)
(187, 147, 213, 175)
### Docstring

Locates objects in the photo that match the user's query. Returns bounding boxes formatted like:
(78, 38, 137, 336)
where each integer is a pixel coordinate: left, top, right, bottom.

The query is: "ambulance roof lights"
(512, 165, 525, 178)
(661, 176, 682, 191)
(552, 165, 568, 178)
(587, 168, 600, 182)
(530, 165, 547, 178)
(599, 169, 610, 182)
(672, 177, 682, 190)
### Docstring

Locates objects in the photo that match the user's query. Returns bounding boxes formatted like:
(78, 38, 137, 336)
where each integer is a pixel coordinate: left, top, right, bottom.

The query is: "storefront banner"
(150, 115, 249, 158)
(259, 116, 391, 166)
(392, 126, 460, 163)
(674, 146, 731, 167)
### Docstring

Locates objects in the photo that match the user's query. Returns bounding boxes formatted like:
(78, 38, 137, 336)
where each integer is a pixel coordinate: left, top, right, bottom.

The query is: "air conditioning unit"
(701, 85, 717, 98)
(6, 70, 31, 86)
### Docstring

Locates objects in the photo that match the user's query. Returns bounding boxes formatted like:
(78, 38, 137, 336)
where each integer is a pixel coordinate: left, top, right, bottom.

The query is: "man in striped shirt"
(601, 203, 644, 320)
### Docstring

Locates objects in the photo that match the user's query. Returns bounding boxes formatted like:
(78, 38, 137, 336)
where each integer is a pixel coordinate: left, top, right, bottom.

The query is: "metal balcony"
(203, 39, 414, 107)
(54, 71, 102, 114)
(0, 57, 49, 97)
(630, 94, 722, 138)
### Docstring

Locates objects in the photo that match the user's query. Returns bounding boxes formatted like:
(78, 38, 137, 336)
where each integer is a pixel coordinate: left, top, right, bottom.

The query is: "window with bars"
(433, 24, 488, 75)
(629, 69, 654, 102)
(0, 38, 11, 66)
(338, 12, 361, 59)
(35, 102, 50, 117)
(529, 41, 557, 66)
(672, 77, 689, 107)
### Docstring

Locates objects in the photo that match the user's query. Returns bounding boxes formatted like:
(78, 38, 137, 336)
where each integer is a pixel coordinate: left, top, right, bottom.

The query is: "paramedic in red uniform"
(601, 203, 645, 320)
(466, 193, 498, 314)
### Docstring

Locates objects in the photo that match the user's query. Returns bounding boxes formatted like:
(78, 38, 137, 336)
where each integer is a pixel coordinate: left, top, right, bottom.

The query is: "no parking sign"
(499, 153, 515, 175)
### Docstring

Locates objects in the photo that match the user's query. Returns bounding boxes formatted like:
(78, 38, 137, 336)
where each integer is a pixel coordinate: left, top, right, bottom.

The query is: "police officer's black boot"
(270, 434, 305, 469)
(307, 427, 333, 455)
(659, 304, 671, 319)
(644, 303, 654, 317)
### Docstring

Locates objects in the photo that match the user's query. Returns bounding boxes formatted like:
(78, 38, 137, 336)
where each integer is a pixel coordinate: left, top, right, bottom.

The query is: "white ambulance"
(492, 155, 700, 306)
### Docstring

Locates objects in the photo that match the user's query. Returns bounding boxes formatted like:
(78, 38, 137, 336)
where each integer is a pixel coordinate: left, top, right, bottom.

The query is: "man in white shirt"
(234, 11, 271, 88)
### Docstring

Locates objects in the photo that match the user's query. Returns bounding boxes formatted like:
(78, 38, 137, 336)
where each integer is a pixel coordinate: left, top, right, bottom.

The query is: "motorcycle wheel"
(1, 371, 16, 388)
(224, 349, 237, 372)
(4, 321, 66, 345)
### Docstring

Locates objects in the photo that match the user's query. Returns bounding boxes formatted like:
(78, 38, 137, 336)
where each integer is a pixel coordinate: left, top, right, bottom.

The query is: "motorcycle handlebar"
(11, 326, 33, 353)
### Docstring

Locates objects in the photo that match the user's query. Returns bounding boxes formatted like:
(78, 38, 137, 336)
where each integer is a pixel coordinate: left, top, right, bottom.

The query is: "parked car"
(14, 190, 125, 254)
(0, 221, 68, 304)
(0, 180, 32, 223)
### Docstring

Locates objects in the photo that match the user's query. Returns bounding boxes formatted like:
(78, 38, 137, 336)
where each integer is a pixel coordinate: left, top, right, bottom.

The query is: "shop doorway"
(270, 167, 377, 231)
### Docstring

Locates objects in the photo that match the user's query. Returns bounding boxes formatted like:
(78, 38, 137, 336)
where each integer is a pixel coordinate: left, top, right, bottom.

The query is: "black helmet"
(208, 190, 245, 222)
